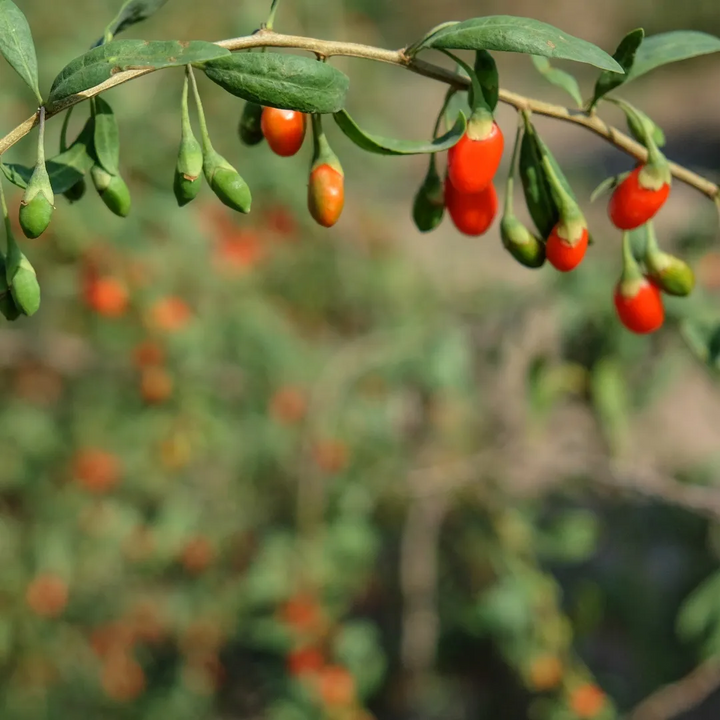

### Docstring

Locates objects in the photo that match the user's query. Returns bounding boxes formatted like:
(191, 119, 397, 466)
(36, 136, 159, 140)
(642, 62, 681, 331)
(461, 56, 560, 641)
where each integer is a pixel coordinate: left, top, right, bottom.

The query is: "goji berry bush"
(1, 1, 720, 719)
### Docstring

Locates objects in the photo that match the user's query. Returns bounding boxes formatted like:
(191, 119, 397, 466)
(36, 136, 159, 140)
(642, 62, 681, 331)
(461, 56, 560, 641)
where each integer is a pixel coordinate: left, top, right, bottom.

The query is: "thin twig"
(630, 656, 720, 720)
(0, 31, 716, 200)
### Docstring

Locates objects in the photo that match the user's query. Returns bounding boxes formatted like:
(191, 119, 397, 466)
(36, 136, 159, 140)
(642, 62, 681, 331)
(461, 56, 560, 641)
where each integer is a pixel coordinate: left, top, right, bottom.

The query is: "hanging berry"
(643, 222, 695, 296)
(445, 174, 497, 237)
(614, 232, 664, 334)
(174, 73, 204, 207)
(608, 99, 671, 230)
(308, 115, 344, 228)
(19, 107, 54, 239)
(412, 154, 445, 232)
(500, 122, 545, 268)
(261, 107, 307, 157)
(444, 51, 504, 194)
(238, 101, 265, 146)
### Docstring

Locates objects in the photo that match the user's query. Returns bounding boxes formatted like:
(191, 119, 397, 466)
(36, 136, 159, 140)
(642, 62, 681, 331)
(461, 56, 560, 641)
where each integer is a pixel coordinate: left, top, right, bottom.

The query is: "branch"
(630, 656, 720, 720)
(0, 30, 717, 200)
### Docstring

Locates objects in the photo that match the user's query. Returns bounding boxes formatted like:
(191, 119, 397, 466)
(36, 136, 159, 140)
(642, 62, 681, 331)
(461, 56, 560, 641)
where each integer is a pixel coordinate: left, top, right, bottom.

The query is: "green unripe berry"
(412, 160, 445, 233)
(63, 178, 87, 203)
(501, 215, 546, 269)
(91, 165, 131, 217)
(174, 132, 204, 207)
(203, 150, 251, 214)
(646, 250, 695, 297)
(19, 194, 53, 239)
(0, 257, 20, 321)
(10, 256, 41, 316)
(239, 102, 265, 146)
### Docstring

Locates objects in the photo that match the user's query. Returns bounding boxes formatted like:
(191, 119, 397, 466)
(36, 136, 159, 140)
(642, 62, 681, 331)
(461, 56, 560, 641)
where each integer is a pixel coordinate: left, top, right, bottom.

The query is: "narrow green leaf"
(333, 109, 465, 156)
(105, 0, 171, 39)
(589, 28, 644, 108)
(421, 16, 623, 72)
(474, 50, 499, 111)
(519, 129, 558, 238)
(203, 53, 349, 114)
(1, 117, 95, 193)
(530, 55, 583, 107)
(93, 96, 120, 175)
(629, 31, 720, 81)
(48, 40, 230, 105)
(0, 0, 41, 100)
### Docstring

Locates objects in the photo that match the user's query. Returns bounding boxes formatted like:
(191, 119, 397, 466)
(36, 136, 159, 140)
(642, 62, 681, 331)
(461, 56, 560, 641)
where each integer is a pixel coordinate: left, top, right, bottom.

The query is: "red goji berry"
(608, 165, 670, 230)
(614, 275, 664, 334)
(445, 176, 498, 237)
(447, 122, 504, 194)
(261, 108, 307, 157)
(545, 223, 589, 272)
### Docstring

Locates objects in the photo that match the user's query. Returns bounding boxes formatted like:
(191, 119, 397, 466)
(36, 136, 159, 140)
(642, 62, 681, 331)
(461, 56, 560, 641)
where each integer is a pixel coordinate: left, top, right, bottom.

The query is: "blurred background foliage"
(1, 0, 720, 719)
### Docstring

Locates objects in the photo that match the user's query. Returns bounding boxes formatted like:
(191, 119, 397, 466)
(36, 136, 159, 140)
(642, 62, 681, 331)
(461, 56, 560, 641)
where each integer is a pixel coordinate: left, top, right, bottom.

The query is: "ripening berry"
(148, 296, 192, 332)
(84, 276, 129, 317)
(261, 107, 307, 157)
(101, 650, 146, 702)
(447, 122, 504, 194)
(279, 594, 325, 635)
(269, 386, 307, 424)
(180, 536, 215, 574)
(569, 683, 606, 718)
(73, 448, 121, 494)
(317, 665, 355, 707)
(445, 176, 498, 236)
(25, 574, 69, 618)
(308, 163, 344, 227)
(312, 439, 349, 474)
(608, 165, 670, 230)
(545, 223, 589, 272)
(132, 340, 164, 368)
(140, 367, 173, 404)
(614, 276, 664, 334)
(287, 646, 325, 677)
(528, 654, 563, 691)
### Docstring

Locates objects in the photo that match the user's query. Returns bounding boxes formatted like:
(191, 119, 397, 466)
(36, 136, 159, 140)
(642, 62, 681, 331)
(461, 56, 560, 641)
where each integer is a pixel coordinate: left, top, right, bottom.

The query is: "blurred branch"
(630, 656, 720, 720)
(0, 31, 716, 200)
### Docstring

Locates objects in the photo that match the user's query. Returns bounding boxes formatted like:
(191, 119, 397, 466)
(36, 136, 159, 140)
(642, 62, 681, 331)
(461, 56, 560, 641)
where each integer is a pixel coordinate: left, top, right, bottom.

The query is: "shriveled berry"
(447, 122, 504, 194)
(614, 275, 664, 334)
(545, 223, 589, 272)
(608, 165, 670, 230)
(308, 164, 344, 228)
(261, 108, 306, 157)
(445, 176, 498, 237)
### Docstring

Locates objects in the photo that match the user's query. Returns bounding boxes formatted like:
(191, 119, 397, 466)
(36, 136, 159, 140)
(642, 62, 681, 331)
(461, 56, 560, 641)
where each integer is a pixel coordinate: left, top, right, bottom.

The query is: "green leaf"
(1, 117, 95, 194)
(203, 53, 349, 114)
(530, 55, 583, 107)
(474, 50, 499, 111)
(0, 0, 41, 100)
(629, 31, 720, 81)
(48, 40, 230, 105)
(519, 127, 558, 239)
(625, 105, 666, 148)
(93, 96, 120, 175)
(332, 109, 465, 156)
(681, 319, 720, 373)
(589, 28, 644, 108)
(105, 0, 171, 39)
(421, 16, 623, 72)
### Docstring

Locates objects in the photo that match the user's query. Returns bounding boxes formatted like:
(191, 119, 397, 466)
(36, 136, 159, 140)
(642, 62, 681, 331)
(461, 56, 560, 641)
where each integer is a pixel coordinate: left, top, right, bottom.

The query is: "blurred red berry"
(25, 574, 69, 618)
(73, 449, 121, 494)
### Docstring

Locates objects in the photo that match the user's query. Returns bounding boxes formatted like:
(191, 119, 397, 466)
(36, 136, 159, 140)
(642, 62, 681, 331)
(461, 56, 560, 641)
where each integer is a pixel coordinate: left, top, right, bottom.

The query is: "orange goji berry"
(445, 176, 498, 237)
(279, 594, 324, 634)
(569, 683, 606, 718)
(261, 108, 307, 157)
(312, 439, 349, 474)
(269, 387, 307, 424)
(140, 367, 173, 404)
(25, 574, 69, 618)
(73, 449, 121, 494)
(317, 665, 355, 707)
(132, 339, 164, 368)
(447, 122, 504, 194)
(308, 163, 345, 228)
(84, 276, 129, 317)
(149, 296, 192, 332)
(528, 654, 563, 691)
(287, 646, 325, 677)
(614, 275, 665, 334)
(608, 165, 670, 230)
(101, 650, 146, 702)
